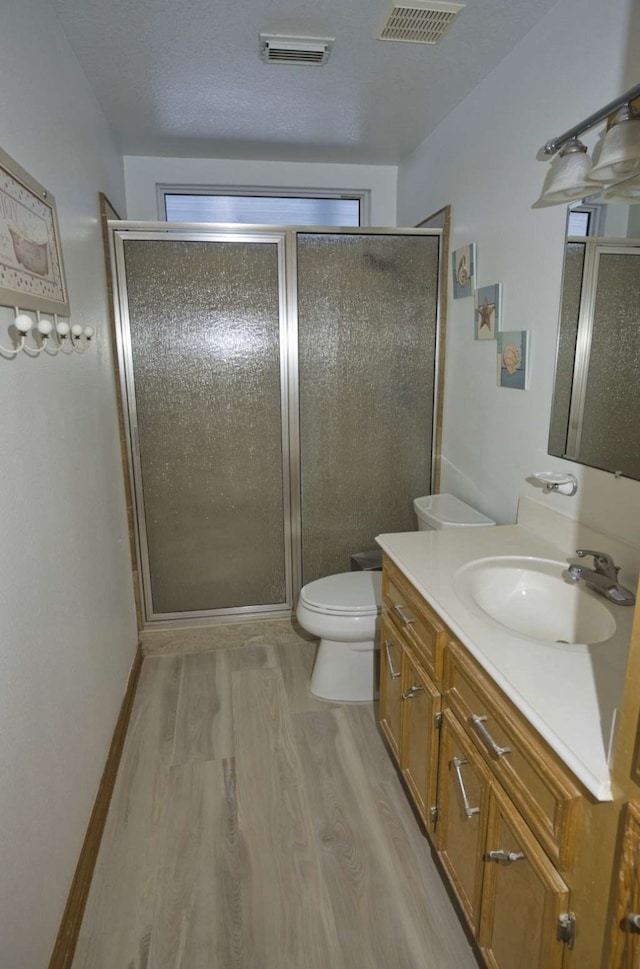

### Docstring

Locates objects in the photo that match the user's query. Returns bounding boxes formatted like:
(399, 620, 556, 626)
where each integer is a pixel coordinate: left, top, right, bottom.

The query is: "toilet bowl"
(296, 571, 382, 702)
(297, 496, 493, 702)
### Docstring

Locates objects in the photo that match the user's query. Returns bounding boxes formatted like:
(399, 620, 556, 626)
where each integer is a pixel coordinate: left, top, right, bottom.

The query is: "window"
(159, 188, 366, 226)
(567, 203, 605, 237)
(567, 208, 592, 236)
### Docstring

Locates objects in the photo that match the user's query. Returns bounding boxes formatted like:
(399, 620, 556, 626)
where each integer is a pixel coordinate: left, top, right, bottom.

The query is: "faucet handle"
(576, 549, 619, 574)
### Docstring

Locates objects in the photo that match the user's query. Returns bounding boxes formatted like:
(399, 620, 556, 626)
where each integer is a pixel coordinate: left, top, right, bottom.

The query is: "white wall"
(397, 0, 640, 548)
(0, 2, 138, 965)
(124, 155, 398, 225)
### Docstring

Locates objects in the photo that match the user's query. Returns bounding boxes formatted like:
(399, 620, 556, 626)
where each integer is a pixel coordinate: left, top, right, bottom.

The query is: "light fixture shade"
(536, 147, 599, 205)
(588, 111, 640, 183)
(601, 173, 640, 203)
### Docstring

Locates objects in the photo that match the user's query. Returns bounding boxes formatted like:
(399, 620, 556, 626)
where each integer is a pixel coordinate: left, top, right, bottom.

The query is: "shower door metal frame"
(109, 222, 444, 627)
(111, 225, 296, 624)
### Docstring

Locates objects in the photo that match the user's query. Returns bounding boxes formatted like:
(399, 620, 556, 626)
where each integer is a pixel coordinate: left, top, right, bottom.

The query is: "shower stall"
(110, 225, 442, 624)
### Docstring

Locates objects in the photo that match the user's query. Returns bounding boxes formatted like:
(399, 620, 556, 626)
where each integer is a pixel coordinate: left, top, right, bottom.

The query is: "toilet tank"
(413, 494, 495, 531)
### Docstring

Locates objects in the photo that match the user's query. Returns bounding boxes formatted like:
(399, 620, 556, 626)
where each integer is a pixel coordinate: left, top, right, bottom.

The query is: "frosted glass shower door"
(576, 247, 640, 477)
(117, 234, 290, 619)
(296, 232, 440, 584)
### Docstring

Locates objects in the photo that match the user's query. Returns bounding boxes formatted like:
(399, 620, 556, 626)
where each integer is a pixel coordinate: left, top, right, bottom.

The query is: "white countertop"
(376, 524, 634, 801)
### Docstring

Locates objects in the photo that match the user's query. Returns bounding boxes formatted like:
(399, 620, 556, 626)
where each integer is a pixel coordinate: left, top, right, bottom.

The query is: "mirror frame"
(548, 203, 640, 481)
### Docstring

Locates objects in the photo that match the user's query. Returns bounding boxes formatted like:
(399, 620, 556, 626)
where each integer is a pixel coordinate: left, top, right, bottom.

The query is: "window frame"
(156, 184, 371, 227)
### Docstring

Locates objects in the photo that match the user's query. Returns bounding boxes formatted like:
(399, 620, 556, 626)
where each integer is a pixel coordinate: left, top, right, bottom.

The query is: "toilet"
(297, 571, 382, 702)
(296, 494, 495, 702)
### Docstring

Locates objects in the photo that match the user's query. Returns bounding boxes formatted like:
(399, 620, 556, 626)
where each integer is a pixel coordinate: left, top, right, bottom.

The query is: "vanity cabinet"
(378, 554, 583, 969)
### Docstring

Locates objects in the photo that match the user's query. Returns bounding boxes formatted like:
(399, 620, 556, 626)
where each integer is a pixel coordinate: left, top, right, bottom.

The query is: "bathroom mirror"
(548, 197, 640, 480)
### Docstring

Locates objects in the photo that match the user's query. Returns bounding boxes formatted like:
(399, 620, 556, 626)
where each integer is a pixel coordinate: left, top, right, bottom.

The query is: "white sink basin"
(454, 556, 617, 646)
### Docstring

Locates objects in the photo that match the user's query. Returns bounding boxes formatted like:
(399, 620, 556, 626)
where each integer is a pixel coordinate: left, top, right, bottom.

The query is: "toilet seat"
(299, 571, 382, 617)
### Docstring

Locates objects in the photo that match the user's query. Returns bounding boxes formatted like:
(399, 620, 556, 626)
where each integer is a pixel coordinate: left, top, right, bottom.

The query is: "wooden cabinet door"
(378, 616, 404, 765)
(607, 801, 640, 969)
(437, 708, 491, 934)
(400, 644, 441, 836)
(479, 785, 570, 969)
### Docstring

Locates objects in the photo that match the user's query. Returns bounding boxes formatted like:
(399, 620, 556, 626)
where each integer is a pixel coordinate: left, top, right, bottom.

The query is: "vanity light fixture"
(535, 82, 640, 206)
(0, 308, 95, 358)
(588, 105, 640, 183)
(601, 172, 640, 203)
(535, 138, 600, 205)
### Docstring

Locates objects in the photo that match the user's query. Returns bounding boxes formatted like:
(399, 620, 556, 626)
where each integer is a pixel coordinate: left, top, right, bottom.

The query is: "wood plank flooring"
(72, 622, 481, 969)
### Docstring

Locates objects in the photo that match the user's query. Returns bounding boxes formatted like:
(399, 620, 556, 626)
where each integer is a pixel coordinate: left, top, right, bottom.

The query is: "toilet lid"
(300, 571, 382, 616)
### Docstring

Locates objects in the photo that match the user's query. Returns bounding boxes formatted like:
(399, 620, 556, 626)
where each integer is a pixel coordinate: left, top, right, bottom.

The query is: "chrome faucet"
(567, 549, 636, 606)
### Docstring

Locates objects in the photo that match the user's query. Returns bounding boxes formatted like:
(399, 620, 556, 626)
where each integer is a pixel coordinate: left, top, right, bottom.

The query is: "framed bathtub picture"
(0, 146, 70, 315)
(497, 330, 528, 390)
(474, 283, 501, 340)
(452, 242, 476, 299)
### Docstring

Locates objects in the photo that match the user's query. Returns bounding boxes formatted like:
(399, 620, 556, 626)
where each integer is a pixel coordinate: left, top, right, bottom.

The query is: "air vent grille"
(259, 34, 334, 65)
(379, 1, 465, 44)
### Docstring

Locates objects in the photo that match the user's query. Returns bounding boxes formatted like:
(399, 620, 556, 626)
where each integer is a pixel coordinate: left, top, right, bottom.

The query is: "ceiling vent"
(378, 1, 466, 45)
(259, 34, 335, 65)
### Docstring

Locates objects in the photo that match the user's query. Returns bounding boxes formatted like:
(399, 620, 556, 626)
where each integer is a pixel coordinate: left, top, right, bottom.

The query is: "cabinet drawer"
(382, 556, 447, 682)
(444, 639, 582, 869)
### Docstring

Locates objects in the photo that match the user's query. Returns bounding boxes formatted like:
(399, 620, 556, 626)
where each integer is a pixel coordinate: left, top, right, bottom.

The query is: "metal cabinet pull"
(488, 850, 525, 863)
(471, 714, 511, 758)
(393, 603, 416, 626)
(402, 683, 423, 700)
(384, 640, 400, 679)
(451, 757, 480, 818)
(626, 913, 640, 930)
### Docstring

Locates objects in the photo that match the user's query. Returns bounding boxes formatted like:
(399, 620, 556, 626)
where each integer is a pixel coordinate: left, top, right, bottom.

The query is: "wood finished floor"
(72, 624, 481, 969)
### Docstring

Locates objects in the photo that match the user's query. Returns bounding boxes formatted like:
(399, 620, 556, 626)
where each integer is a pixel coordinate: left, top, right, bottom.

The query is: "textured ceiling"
(49, 0, 559, 164)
